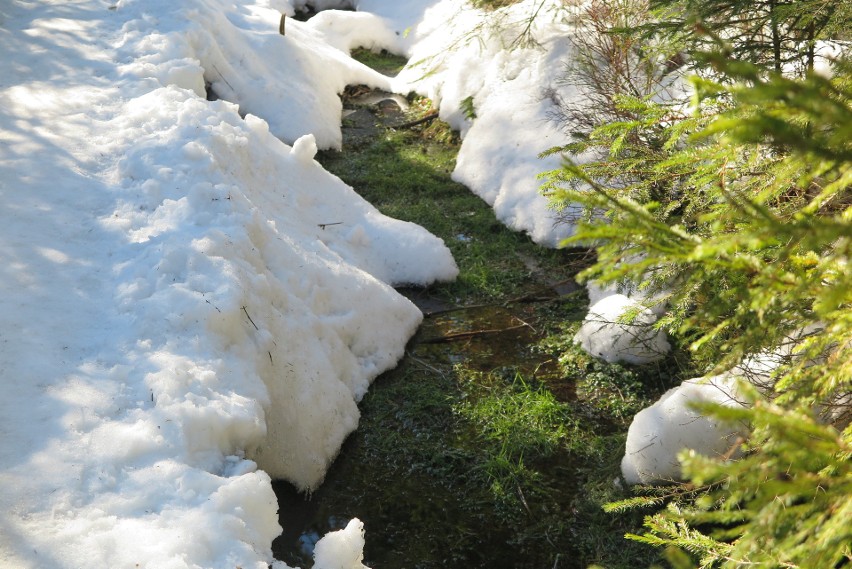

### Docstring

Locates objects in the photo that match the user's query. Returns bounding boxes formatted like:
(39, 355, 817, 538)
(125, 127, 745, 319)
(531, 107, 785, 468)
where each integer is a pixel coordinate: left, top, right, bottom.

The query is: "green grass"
(455, 370, 576, 458)
(275, 58, 687, 569)
(350, 47, 408, 75)
(318, 127, 579, 302)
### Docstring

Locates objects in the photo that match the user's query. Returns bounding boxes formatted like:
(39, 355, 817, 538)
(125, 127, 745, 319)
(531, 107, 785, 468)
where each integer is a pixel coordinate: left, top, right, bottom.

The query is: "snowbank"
(106, 87, 456, 491)
(118, 0, 398, 149)
(389, 0, 582, 246)
(574, 294, 670, 365)
(287, 0, 589, 246)
(0, 0, 456, 567)
(621, 374, 748, 485)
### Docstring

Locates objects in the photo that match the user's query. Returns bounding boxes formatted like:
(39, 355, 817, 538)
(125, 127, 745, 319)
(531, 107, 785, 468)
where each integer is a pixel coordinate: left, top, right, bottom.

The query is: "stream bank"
(271, 48, 677, 569)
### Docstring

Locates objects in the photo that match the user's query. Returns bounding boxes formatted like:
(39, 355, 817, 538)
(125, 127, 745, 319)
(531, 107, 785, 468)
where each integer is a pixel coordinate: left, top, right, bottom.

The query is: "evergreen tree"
(648, 0, 849, 74)
(543, 2, 852, 566)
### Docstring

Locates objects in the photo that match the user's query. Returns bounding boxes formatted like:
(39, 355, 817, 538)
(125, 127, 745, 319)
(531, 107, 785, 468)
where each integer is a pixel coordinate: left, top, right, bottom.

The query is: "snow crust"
(621, 374, 748, 485)
(0, 0, 456, 567)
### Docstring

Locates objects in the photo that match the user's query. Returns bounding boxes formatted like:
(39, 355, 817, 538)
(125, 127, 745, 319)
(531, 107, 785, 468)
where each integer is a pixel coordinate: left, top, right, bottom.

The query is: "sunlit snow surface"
(0, 0, 457, 567)
(1, 0, 637, 565)
(621, 374, 748, 485)
(391, 0, 584, 247)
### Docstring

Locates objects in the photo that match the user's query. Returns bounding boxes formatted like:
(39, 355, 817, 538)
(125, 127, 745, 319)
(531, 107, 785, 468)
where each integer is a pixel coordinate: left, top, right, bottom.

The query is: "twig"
(421, 323, 529, 344)
(241, 306, 259, 330)
(318, 222, 343, 230)
(211, 63, 235, 93)
(517, 483, 532, 516)
(390, 111, 439, 130)
(407, 354, 446, 378)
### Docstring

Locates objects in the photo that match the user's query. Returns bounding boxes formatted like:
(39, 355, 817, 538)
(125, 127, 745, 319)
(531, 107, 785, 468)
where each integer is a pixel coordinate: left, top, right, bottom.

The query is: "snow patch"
(387, 0, 580, 246)
(621, 374, 748, 485)
(312, 518, 370, 569)
(574, 294, 670, 365)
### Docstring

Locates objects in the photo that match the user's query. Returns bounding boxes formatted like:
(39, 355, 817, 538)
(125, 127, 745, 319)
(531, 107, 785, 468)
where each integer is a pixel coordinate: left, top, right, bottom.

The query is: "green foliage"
(628, 390, 852, 567)
(543, 1, 852, 565)
(648, 0, 850, 74)
(551, 338, 651, 418)
(544, 60, 852, 404)
(460, 95, 477, 120)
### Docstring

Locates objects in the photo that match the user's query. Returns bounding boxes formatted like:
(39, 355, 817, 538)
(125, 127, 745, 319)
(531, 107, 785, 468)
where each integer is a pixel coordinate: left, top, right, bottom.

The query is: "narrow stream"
(269, 123, 589, 561)
(269, 28, 641, 569)
(272, 291, 580, 568)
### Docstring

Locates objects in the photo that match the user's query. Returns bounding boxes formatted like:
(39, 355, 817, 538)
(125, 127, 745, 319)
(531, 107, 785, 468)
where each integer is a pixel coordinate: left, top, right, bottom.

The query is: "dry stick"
(516, 483, 532, 516)
(423, 291, 560, 317)
(421, 322, 529, 344)
(241, 306, 259, 331)
(390, 111, 439, 130)
(211, 63, 236, 93)
(407, 353, 446, 378)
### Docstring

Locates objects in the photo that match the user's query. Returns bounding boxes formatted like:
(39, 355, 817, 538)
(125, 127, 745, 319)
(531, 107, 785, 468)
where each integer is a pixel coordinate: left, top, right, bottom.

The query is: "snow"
(1, 0, 457, 567)
(573, 294, 670, 365)
(390, 0, 583, 247)
(118, 0, 397, 150)
(286, 0, 593, 247)
(1, 0, 703, 564)
(307, 10, 404, 55)
(312, 518, 370, 569)
(621, 374, 748, 485)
